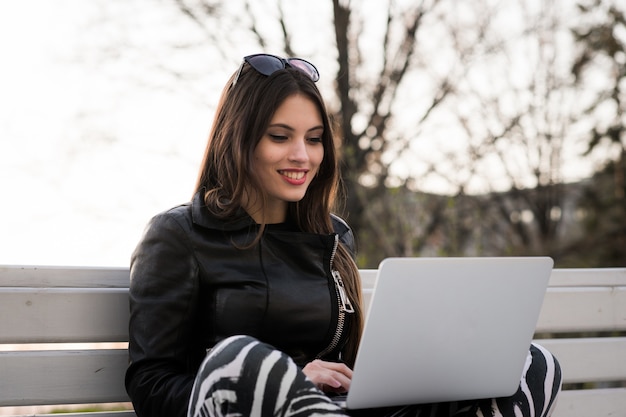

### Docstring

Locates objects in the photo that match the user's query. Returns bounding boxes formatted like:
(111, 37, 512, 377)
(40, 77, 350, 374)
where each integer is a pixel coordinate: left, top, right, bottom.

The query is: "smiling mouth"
(279, 170, 306, 180)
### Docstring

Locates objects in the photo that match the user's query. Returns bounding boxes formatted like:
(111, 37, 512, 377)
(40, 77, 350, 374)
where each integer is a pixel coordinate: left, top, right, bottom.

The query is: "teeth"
(281, 171, 305, 180)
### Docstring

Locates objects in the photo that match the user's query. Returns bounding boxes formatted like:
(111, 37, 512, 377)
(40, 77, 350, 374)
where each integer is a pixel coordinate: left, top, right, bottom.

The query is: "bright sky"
(0, 1, 216, 266)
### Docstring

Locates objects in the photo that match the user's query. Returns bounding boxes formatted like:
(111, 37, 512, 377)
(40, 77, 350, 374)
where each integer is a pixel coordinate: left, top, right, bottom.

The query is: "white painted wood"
(0, 288, 129, 343)
(361, 270, 626, 333)
(0, 402, 133, 416)
(20, 412, 135, 417)
(42, 413, 135, 417)
(366, 288, 626, 333)
(0, 350, 129, 406)
(0, 265, 130, 288)
(3, 265, 623, 288)
(551, 388, 626, 417)
(362, 288, 373, 315)
(356, 267, 626, 288)
(5, 282, 622, 343)
(549, 268, 626, 287)
(358, 269, 377, 289)
(536, 286, 626, 333)
(1, 266, 625, 417)
(360, 269, 377, 314)
(535, 337, 626, 384)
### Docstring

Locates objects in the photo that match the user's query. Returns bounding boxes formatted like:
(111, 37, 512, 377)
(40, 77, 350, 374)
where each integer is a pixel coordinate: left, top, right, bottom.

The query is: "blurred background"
(0, 0, 624, 268)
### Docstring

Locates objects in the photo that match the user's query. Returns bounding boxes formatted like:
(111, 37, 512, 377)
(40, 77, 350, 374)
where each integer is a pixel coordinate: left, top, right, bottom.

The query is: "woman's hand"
(302, 359, 353, 394)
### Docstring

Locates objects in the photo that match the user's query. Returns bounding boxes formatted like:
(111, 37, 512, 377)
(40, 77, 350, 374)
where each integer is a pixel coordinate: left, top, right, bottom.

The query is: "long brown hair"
(194, 60, 363, 366)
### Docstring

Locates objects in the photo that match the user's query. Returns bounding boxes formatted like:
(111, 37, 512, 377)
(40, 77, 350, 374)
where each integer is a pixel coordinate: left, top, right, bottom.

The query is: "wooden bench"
(1, 265, 625, 417)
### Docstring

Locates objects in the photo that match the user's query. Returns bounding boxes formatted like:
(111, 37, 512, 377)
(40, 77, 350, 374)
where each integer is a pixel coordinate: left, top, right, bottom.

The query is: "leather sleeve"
(125, 212, 200, 417)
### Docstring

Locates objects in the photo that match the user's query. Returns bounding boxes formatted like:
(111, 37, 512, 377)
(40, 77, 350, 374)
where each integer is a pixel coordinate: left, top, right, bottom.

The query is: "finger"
(321, 369, 352, 391)
(316, 360, 353, 378)
(331, 363, 353, 379)
(302, 360, 352, 391)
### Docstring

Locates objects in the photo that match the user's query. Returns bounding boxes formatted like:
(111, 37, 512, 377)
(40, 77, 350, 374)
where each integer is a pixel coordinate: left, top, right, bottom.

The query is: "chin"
(284, 193, 307, 203)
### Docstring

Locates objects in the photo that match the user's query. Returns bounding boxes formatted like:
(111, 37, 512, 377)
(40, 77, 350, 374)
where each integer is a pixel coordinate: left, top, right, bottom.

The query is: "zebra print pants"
(187, 335, 562, 417)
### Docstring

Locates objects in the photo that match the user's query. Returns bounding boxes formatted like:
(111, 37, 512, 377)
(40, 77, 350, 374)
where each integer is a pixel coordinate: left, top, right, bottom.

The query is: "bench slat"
(35, 413, 135, 417)
(0, 408, 135, 417)
(364, 287, 626, 333)
(34, 413, 135, 417)
(13, 389, 626, 417)
(4, 266, 624, 289)
(358, 269, 378, 289)
(0, 350, 129, 406)
(3, 345, 624, 413)
(5, 339, 622, 406)
(551, 387, 626, 417)
(0, 266, 130, 288)
(549, 268, 626, 287)
(0, 288, 129, 343)
(535, 287, 626, 333)
(357, 268, 626, 289)
(6, 284, 620, 342)
(535, 337, 626, 384)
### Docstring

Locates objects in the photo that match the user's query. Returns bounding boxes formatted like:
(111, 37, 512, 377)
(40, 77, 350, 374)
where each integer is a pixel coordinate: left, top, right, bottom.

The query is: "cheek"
(253, 148, 279, 169)
(312, 147, 325, 168)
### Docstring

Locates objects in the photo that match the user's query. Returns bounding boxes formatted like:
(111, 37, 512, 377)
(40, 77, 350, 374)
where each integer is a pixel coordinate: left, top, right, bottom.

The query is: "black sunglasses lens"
(246, 55, 284, 76)
(244, 54, 320, 82)
(287, 59, 320, 82)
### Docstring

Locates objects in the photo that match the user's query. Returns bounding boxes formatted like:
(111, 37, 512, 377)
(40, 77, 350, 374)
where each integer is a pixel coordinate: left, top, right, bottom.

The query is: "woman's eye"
(308, 137, 323, 143)
(268, 134, 288, 141)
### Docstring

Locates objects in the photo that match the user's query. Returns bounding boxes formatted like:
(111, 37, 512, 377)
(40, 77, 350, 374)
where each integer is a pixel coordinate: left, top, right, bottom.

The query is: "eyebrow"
(268, 123, 324, 132)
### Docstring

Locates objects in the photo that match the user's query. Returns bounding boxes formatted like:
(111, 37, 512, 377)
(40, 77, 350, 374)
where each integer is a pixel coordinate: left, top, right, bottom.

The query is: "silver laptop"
(336, 256, 553, 410)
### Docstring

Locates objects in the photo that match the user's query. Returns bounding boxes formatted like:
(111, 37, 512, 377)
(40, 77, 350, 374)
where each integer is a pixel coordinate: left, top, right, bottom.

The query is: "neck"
(241, 193, 287, 224)
(246, 207, 287, 224)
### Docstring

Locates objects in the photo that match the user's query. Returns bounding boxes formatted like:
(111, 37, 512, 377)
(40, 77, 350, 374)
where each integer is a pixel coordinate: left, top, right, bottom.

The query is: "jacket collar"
(191, 191, 257, 231)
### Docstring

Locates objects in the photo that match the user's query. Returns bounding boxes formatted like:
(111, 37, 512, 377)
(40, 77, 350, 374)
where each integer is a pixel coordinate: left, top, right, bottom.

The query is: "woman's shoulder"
(330, 214, 355, 253)
(330, 213, 351, 235)
(142, 202, 194, 236)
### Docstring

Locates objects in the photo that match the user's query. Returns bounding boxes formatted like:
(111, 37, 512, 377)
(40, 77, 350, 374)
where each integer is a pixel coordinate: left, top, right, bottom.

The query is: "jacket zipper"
(316, 234, 354, 359)
(333, 270, 355, 313)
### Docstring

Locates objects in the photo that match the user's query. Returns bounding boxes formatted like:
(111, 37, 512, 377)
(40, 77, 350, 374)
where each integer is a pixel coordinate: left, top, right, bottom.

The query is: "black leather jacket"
(125, 192, 356, 417)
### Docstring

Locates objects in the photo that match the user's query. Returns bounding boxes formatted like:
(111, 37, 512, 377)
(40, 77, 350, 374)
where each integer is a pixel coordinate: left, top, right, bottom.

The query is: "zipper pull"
(332, 270, 355, 313)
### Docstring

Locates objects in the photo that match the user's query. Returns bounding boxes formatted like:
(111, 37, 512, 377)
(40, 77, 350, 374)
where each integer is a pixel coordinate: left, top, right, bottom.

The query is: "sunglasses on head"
(232, 53, 320, 87)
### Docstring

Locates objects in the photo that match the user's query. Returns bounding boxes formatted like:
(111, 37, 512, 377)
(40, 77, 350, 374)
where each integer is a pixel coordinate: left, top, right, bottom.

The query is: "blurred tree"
(168, 0, 623, 267)
(170, 0, 523, 265)
(442, 0, 583, 259)
(570, 0, 626, 265)
(336, 0, 598, 264)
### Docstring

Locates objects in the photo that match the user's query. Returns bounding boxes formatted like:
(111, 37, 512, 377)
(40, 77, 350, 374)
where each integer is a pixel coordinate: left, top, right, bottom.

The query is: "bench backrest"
(1, 265, 625, 417)
(0, 267, 131, 416)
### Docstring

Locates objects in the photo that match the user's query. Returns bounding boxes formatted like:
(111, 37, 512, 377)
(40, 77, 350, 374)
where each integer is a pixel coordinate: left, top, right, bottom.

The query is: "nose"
(288, 137, 309, 163)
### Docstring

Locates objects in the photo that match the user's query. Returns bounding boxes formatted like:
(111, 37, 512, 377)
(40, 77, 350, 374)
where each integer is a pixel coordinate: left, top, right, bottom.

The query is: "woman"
(125, 53, 561, 417)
